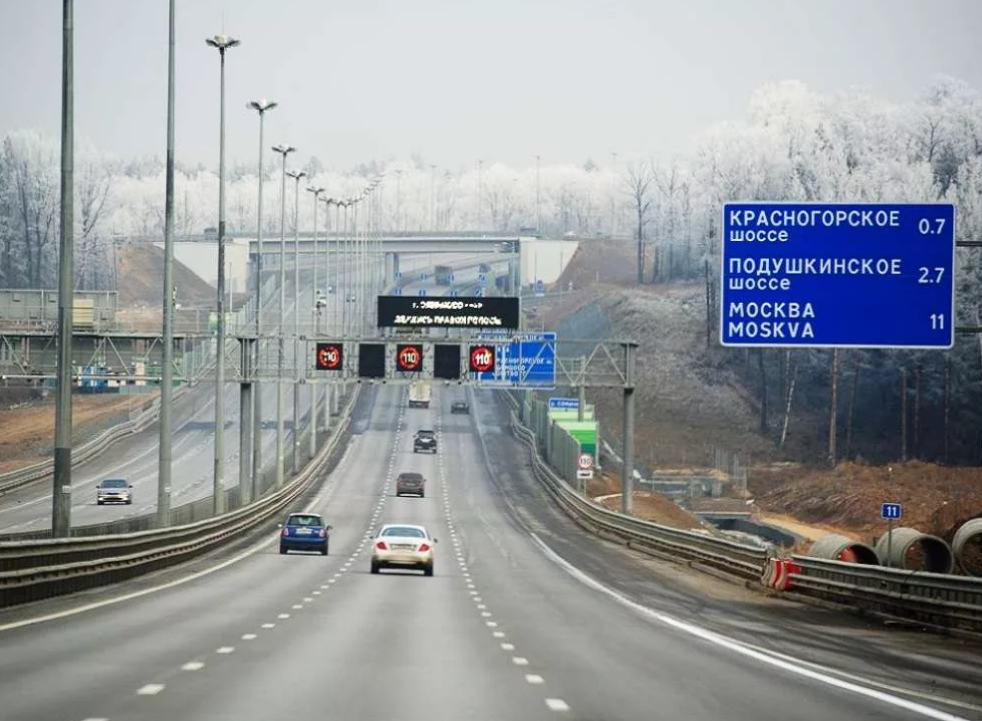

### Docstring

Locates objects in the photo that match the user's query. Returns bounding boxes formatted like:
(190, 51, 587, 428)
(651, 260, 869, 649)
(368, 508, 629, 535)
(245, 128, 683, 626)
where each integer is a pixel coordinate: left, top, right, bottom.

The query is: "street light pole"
(286, 170, 306, 472)
(158, 0, 177, 527)
(206, 33, 240, 516)
(535, 154, 541, 232)
(53, 0, 74, 537)
(247, 99, 277, 499)
(271, 143, 295, 488)
(307, 186, 324, 460)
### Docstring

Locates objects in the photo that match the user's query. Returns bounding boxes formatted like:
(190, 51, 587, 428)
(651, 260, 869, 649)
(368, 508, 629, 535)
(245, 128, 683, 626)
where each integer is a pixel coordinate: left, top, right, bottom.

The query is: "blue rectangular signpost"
(881, 502, 902, 520)
(720, 202, 956, 348)
(549, 397, 579, 409)
(473, 332, 556, 389)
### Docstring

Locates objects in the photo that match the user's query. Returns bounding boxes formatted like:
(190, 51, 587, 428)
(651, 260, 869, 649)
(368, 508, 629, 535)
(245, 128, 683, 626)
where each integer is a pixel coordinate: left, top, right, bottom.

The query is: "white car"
(370, 523, 437, 576)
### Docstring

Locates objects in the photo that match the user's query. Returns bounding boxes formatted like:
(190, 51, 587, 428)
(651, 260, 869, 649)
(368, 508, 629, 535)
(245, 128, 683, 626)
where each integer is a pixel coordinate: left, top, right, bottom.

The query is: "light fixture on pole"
(246, 99, 276, 499)
(205, 32, 240, 516)
(271, 142, 295, 488)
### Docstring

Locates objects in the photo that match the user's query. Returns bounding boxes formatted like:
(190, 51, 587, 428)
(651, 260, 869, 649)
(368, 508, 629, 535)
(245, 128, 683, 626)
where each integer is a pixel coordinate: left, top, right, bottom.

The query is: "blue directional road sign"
(478, 273, 488, 284)
(474, 287, 484, 297)
(549, 397, 579, 410)
(534, 279, 545, 297)
(393, 287, 402, 296)
(881, 502, 903, 521)
(417, 288, 426, 297)
(472, 332, 556, 389)
(720, 202, 955, 349)
(449, 289, 459, 297)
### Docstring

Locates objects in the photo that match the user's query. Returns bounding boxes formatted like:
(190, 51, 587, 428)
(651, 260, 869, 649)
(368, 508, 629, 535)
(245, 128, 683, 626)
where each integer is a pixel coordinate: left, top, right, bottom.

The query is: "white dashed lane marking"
(242, 634, 257, 641)
(501, 643, 515, 651)
(277, 613, 290, 619)
(216, 647, 235, 654)
(181, 661, 205, 671)
(512, 657, 529, 666)
(526, 674, 545, 685)
(136, 684, 165, 695)
(545, 699, 570, 712)
(261, 623, 275, 629)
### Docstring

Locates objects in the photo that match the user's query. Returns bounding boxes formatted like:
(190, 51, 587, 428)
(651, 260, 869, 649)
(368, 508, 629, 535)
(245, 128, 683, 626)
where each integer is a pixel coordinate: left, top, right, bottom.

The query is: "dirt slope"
(116, 242, 214, 307)
(547, 239, 982, 544)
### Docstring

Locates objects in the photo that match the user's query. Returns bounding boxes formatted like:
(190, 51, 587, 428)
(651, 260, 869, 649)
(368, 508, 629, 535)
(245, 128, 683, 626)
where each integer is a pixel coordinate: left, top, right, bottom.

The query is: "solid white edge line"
(528, 532, 971, 721)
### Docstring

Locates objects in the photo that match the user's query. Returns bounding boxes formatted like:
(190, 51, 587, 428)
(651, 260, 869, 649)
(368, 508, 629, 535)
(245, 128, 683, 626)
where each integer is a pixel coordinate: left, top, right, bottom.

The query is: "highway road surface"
(0, 385, 980, 720)
(0, 264, 335, 533)
(0, 252, 490, 534)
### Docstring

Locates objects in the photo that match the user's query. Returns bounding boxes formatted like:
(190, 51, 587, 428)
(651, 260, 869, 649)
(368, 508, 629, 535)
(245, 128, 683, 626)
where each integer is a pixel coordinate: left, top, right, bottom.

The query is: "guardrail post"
(239, 337, 254, 506)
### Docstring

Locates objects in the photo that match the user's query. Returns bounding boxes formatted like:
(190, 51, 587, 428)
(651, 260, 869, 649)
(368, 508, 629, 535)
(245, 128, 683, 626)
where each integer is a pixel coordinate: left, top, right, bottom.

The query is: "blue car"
(279, 512, 331, 555)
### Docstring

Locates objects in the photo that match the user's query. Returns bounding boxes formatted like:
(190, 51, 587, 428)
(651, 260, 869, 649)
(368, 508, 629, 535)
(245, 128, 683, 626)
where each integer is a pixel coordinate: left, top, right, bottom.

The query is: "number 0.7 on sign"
(720, 202, 955, 349)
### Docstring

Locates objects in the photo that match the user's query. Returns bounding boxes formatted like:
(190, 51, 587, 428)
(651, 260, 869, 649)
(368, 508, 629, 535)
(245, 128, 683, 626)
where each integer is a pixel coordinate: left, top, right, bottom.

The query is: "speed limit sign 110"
(577, 453, 593, 470)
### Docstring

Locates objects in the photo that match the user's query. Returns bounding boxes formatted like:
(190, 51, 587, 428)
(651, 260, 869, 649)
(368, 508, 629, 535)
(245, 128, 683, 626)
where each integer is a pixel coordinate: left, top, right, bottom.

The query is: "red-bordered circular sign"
(315, 343, 343, 370)
(469, 345, 495, 373)
(396, 344, 423, 372)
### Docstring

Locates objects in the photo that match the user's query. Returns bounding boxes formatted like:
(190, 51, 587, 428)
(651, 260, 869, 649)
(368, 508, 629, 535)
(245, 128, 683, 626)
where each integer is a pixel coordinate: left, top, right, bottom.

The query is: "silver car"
(370, 524, 437, 576)
(96, 478, 133, 505)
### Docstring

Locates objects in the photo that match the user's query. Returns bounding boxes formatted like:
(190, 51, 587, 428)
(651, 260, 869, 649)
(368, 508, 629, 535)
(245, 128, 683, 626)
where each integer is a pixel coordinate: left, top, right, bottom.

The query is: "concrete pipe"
(874, 527, 955, 574)
(952, 518, 982, 577)
(808, 534, 879, 565)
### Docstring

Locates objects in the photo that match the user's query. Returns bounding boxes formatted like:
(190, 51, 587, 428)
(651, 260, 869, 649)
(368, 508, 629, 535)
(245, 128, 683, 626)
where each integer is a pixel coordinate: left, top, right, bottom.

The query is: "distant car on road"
(279, 512, 331, 555)
(371, 523, 436, 576)
(345, 293, 356, 303)
(413, 429, 437, 454)
(395, 471, 426, 498)
(96, 478, 132, 505)
(450, 400, 469, 414)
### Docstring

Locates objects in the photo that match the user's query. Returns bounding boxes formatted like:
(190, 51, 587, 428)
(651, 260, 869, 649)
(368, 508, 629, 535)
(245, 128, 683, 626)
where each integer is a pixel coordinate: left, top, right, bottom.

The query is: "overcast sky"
(2, 0, 981, 172)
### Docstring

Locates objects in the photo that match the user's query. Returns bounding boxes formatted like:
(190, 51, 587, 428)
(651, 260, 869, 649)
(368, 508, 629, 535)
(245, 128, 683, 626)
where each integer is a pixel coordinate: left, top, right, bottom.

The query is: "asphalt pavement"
(1, 384, 980, 720)
(0, 265, 327, 533)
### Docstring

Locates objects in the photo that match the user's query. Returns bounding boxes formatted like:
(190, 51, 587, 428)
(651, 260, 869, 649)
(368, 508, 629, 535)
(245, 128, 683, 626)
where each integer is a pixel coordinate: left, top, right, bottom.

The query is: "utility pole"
(158, 0, 176, 526)
(53, 0, 75, 537)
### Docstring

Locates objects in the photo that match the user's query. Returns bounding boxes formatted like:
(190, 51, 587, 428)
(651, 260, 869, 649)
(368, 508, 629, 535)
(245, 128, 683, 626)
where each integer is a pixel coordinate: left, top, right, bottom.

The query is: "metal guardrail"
(506, 405, 766, 580)
(504, 392, 982, 635)
(0, 391, 180, 495)
(788, 556, 982, 633)
(0, 385, 359, 608)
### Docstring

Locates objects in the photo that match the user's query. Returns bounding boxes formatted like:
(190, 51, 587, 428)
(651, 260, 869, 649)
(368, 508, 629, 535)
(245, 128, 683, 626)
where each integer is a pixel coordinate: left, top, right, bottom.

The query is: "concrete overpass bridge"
(128, 233, 579, 296)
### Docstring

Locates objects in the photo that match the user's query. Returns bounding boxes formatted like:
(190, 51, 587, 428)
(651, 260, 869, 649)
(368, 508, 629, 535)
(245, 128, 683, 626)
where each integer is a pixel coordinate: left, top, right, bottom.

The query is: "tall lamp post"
(271, 143, 295, 487)
(205, 33, 240, 516)
(157, 0, 177, 528)
(285, 169, 306, 472)
(307, 185, 325, 460)
(53, 0, 75, 537)
(247, 99, 276, 499)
